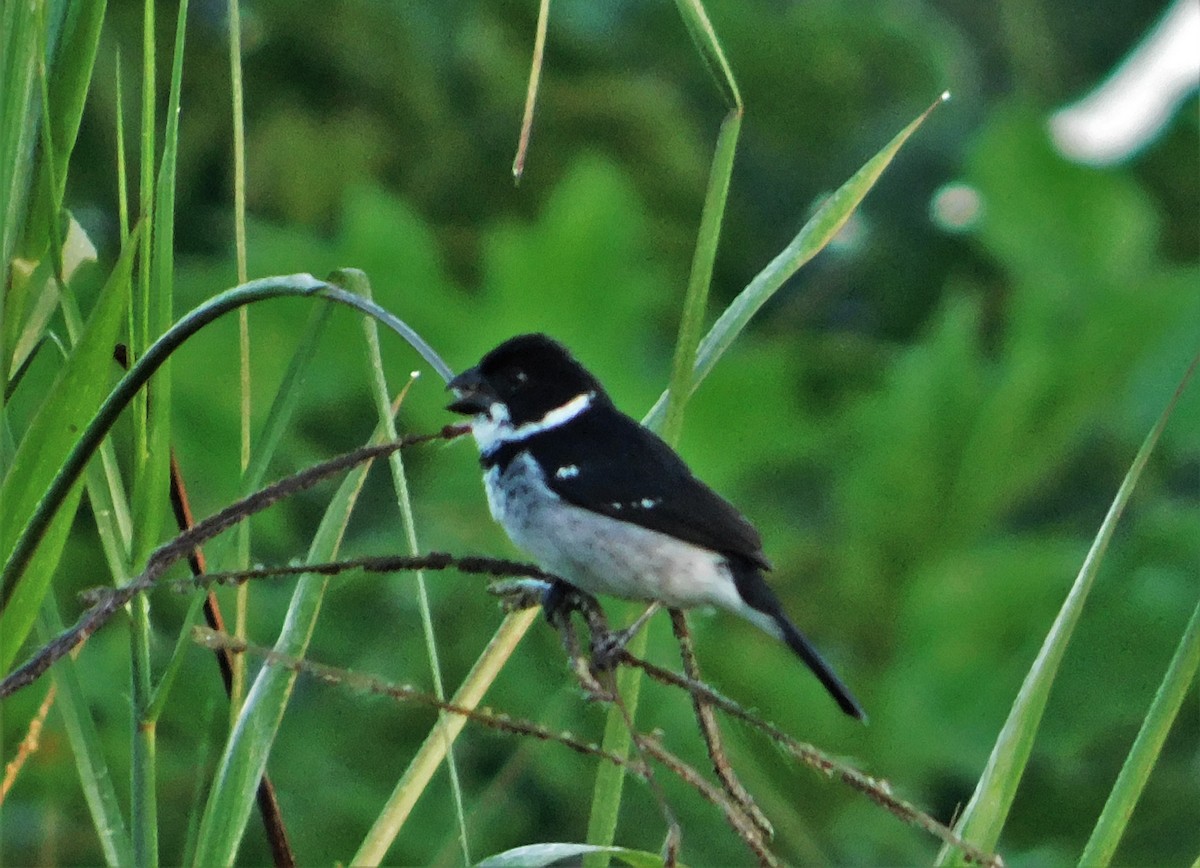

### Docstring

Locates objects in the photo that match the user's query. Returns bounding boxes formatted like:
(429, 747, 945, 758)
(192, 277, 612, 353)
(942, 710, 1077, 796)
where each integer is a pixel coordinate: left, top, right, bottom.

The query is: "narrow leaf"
(937, 352, 1198, 864)
(643, 93, 949, 430)
(0, 230, 137, 669)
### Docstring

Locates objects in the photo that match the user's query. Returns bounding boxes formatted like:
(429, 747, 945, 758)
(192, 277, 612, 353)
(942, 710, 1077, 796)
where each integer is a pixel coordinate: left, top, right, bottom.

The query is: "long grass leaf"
(0, 231, 137, 670)
(1079, 598, 1200, 866)
(643, 93, 948, 431)
(587, 7, 742, 861)
(936, 352, 1198, 865)
(339, 268, 470, 862)
(192, 431, 377, 865)
(129, 6, 188, 861)
(37, 595, 135, 866)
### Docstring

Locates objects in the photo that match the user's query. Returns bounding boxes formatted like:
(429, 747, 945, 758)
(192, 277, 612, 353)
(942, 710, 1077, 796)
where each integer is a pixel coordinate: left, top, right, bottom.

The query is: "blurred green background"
(4, 0, 1198, 864)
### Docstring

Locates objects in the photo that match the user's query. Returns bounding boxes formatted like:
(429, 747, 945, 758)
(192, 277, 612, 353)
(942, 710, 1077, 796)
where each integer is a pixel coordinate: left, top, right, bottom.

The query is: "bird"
(447, 333, 865, 720)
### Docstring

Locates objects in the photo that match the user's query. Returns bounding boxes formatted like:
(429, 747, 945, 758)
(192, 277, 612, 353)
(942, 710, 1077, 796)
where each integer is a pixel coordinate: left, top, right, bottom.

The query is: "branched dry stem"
(3, 423, 1002, 867)
(0, 425, 469, 699)
(670, 608, 774, 845)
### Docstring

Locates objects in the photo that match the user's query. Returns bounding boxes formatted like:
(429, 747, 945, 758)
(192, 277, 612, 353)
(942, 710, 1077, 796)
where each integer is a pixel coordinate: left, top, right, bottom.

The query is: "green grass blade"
(338, 268, 470, 862)
(0, 231, 137, 670)
(1079, 598, 1200, 867)
(661, 107, 741, 446)
(936, 352, 1199, 865)
(587, 7, 742, 860)
(643, 93, 949, 431)
(0, 0, 41, 292)
(25, 0, 106, 253)
(37, 595, 135, 866)
(129, 6, 187, 860)
(192, 431, 377, 866)
(354, 608, 541, 864)
(242, 302, 333, 494)
(672, 0, 741, 107)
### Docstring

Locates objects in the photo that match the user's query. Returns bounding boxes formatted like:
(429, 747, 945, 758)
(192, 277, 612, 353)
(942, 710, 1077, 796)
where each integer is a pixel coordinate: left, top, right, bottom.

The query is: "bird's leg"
(538, 581, 614, 698)
(540, 578, 597, 627)
(591, 602, 661, 670)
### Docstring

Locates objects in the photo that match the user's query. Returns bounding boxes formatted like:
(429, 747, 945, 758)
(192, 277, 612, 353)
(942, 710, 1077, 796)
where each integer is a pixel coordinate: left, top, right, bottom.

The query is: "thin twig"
(193, 627, 632, 769)
(0, 426, 468, 699)
(670, 608, 773, 843)
(619, 651, 1003, 867)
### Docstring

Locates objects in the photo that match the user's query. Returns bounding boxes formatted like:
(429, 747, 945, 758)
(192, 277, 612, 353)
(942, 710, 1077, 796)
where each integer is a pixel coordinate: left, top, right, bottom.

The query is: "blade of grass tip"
(672, 0, 741, 107)
(353, 608, 542, 865)
(1080, 598, 1200, 867)
(643, 92, 950, 431)
(512, 0, 550, 182)
(337, 268, 470, 863)
(936, 352, 1198, 866)
(36, 595, 136, 866)
(192, 422, 379, 867)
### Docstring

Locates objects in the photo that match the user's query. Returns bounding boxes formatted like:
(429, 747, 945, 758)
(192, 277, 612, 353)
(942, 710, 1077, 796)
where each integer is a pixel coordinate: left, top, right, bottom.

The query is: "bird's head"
(447, 334, 608, 442)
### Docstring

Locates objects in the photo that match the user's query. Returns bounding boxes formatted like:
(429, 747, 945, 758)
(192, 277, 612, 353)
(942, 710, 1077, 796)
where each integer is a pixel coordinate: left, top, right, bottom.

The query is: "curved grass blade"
(643, 92, 949, 431)
(0, 229, 138, 671)
(936, 352, 1199, 865)
(480, 842, 664, 868)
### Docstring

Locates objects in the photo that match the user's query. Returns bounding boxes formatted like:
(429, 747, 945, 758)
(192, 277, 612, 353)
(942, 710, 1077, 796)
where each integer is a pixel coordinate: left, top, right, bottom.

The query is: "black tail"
(730, 560, 867, 721)
(775, 613, 867, 722)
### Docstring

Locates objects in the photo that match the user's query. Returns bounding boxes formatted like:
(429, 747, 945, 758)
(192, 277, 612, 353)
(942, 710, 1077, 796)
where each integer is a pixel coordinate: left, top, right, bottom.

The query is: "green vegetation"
(2, 1, 1196, 865)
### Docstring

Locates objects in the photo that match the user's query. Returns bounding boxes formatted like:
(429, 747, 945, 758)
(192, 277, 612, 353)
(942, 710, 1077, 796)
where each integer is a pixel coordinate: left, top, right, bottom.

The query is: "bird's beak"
(446, 367, 496, 415)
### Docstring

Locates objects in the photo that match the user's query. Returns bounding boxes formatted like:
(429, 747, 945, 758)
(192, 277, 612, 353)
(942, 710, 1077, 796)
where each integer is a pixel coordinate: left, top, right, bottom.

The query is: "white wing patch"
(555, 464, 580, 479)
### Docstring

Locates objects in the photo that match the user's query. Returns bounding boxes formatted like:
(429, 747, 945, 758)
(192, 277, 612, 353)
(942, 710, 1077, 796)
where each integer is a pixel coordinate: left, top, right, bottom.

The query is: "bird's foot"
(540, 579, 601, 628)
(487, 578, 553, 612)
(590, 602, 661, 670)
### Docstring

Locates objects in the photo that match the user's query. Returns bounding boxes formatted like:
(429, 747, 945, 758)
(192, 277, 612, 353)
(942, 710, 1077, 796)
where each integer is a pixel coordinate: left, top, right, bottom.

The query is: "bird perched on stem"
(448, 333, 864, 721)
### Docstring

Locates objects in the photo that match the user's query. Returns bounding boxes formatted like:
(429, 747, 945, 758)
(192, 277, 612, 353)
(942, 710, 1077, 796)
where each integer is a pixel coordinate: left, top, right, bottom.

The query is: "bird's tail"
(729, 559, 866, 721)
(774, 614, 867, 722)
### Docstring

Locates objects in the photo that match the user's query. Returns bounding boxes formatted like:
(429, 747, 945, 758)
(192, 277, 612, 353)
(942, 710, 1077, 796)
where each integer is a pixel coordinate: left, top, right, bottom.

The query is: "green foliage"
(3, 1, 1197, 866)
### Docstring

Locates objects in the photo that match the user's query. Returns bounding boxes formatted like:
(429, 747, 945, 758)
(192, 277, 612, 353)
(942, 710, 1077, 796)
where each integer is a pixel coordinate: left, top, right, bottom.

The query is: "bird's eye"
(511, 369, 528, 385)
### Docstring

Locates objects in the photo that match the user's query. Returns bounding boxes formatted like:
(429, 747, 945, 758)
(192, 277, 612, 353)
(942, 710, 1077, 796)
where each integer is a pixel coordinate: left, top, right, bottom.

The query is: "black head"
(447, 334, 609, 425)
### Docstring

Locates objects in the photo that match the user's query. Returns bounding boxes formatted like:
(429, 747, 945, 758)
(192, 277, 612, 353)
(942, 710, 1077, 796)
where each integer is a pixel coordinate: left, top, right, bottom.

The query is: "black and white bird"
(447, 333, 864, 720)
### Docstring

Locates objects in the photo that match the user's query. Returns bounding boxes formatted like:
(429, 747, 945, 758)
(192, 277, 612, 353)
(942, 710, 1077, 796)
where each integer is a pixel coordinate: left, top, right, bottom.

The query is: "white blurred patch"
(1050, 0, 1200, 165)
(930, 182, 984, 233)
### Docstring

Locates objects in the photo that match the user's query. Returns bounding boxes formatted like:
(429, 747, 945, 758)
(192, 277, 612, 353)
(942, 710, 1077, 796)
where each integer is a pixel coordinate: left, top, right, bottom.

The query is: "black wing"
(522, 406, 770, 569)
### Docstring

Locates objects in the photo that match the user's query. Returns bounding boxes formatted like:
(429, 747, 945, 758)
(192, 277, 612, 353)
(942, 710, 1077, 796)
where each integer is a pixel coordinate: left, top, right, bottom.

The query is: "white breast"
(485, 452, 748, 613)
